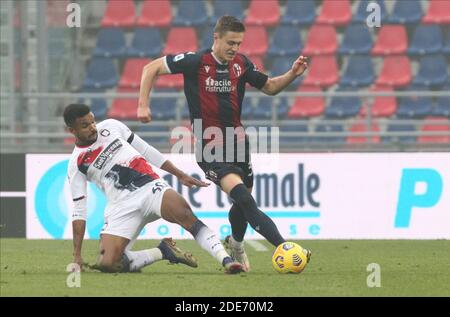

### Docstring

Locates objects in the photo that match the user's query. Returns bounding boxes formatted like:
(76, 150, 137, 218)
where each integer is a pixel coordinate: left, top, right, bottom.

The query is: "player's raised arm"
(260, 55, 309, 96)
(137, 57, 170, 123)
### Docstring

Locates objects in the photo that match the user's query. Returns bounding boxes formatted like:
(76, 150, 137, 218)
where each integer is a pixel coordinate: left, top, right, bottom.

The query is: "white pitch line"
(246, 240, 269, 252)
(0, 191, 26, 197)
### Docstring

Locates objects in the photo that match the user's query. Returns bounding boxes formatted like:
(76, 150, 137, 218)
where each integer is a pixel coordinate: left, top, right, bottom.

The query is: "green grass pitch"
(1, 239, 449, 297)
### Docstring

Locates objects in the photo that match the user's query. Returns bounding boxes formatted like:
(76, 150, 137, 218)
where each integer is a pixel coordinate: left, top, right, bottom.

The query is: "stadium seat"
(252, 97, 273, 120)
(418, 117, 450, 144)
(83, 58, 118, 89)
(422, 0, 450, 24)
(241, 96, 256, 119)
(162, 27, 198, 55)
(137, 0, 172, 27)
(376, 56, 411, 88)
(270, 56, 302, 89)
(280, 124, 309, 145)
(200, 26, 214, 50)
(302, 55, 339, 88)
(372, 25, 408, 55)
(338, 24, 373, 55)
(408, 25, 444, 55)
(101, 0, 136, 28)
(281, 0, 316, 25)
(353, 0, 388, 24)
(245, 0, 280, 27)
(91, 98, 109, 120)
(365, 85, 397, 117)
(325, 88, 362, 118)
(139, 125, 169, 145)
(383, 124, 416, 144)
(155, 73, 184, 89)
(210, 0, 244, 24)
(108, 87, 139, 120)
(346, 122, 381, 144)
(93, 28, 127, 58)
(413, 55, 449, 87)
(173, 0, 208, 26)
(288, 85, 325, 118)
(239, 26, 268, 56)
(340, 56, 375, 88)
(150, 89, 178, 120)
(119, 58, 151, 89)
(389, 0, 423, 24)
(312, 123, 345, 144)
(443, 31, 450, 54)
(433, 86, 450, 117)
(302, 24, 338, 56)
(396, 86, 433, 119)
(268, 25, 303, 57)
(127, 28, 163, 57)
(316, 0, 352, 26)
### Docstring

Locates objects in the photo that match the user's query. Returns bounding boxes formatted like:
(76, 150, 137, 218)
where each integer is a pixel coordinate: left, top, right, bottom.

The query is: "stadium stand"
(136, 0, 172, 27)
(338, 24, 373, 55)
(101, 0, 136, 27)
(245, 0, 280, 27)
(408, 24, 444, 55)
(389, 0, 423, 24)
(127, 28, 163, 57)
(173, 0, 208, 26)
(302, 24, 338, 55)
(316, 0, 352, 26)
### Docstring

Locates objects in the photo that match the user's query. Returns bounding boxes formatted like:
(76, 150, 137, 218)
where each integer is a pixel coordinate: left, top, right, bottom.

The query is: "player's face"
(69, 112, 98, 146)
(214, 31, 244, 63)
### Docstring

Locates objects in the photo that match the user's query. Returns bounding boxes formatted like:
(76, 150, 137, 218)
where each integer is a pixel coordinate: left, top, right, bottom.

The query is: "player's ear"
(66, 125, 75, 135)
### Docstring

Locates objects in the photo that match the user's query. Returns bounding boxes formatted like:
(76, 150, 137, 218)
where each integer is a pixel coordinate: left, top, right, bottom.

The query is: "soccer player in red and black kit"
(137, 16, 310, 272)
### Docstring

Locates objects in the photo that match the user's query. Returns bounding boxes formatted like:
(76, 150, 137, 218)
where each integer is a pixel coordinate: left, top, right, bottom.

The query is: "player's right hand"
(137, 106, 152, 123)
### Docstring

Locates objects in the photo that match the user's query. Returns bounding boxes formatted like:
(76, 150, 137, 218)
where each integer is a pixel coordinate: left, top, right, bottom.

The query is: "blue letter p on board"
(395, 169, 443, 228)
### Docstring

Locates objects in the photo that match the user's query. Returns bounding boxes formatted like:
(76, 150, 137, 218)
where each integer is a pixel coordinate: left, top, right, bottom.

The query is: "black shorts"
(198, 159, 254, 188)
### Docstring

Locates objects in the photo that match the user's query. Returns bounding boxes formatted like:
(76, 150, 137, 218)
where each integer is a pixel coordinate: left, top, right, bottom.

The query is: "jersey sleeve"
(165, 52, 200, 75)
(68, 156, 88, 221)
(243, 55, 269, 89)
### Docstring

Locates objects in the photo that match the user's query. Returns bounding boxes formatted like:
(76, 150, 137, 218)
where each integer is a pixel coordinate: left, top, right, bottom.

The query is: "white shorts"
(100, 179, 171, 245)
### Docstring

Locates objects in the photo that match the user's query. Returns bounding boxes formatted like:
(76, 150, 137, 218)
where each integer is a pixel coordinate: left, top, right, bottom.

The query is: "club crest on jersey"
(100, 129, 110, 137)
(204, 65, 210, 73)
(233, 63, 242, 77)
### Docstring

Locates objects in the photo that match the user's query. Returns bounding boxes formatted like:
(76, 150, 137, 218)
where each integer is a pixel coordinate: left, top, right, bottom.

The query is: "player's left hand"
(291, 56, 308, 77)
(179, 174, 210, 188)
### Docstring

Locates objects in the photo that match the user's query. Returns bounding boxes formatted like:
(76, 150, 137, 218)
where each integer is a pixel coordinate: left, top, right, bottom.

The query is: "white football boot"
(224, 235, 250, 272)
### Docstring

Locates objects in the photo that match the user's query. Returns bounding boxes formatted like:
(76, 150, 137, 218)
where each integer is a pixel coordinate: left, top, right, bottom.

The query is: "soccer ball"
(272, 242, 308, 274)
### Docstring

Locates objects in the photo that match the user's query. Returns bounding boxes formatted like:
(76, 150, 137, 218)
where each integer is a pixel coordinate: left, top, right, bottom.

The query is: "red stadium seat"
(101, 0, 136, 28)
(288, 85, 325, 118)
(418, 117, 450, 144)
(372, 25, 408, 55)
(108, 87, 138, 120)
(346, 122, 380, 144)
(422, 0, 450, 24)
(361, 85, 397, 117)
(162, 27, 198, 55)
(155, 73, 184, 89)
(119, 58, 151, 89)
(239, 26, 269, 56)
(137, 0, 172, 27)
(316, 0, 352, 26)
(376, 56, 411, 88)
(245, 0, 281, 27)
(302, 24, 338, 55)
(302, 55, 339, 87)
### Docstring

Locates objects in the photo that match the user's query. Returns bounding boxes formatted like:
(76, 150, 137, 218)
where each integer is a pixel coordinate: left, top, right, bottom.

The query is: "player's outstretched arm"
(138, 57, 170, 123)
(160, 160, 210, 189)
(261, 55, 308, 96)
(72, 219, 86, 270)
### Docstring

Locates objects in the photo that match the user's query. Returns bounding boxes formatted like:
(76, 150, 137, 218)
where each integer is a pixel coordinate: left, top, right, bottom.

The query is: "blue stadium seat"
(281, 0, 316, 25)
(442, 32, 450, 54)
(127, 28, 163, 57)
(270, 56, 302, 90)
(150, 89, 178, 120)
(268, 25, 303, 57)
(173, 0, 208, 26)
(340, 56, 375, 87)
(242, 96, 255, 120)
(138, 125, 169, 145)
(383, 124, 416, 144)
(91, 98, 108, 120)
(277, 98, 290, 119)
(433, 85, 450, 117)
(397, 86, 433, 118)
(389, 0, 423, 24)
(408, 25, 443, 55)
(200, 27, 214, 50)
(412, 55, 449, 87)
(210, 0, 244, 24)
(353, 0, 388, 23)
(338, 24, 373, 55)
(280, 124, 309, 145)
(253, 97, 273, 120)
(324, 88, 362, 118)
(312, 123, 345, 144)
(83, 58, 118, 89)
(93, 28, 127, 58)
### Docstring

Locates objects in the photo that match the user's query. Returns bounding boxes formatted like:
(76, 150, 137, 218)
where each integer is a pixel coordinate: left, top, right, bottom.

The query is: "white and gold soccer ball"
(272, 242, 309, 274)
